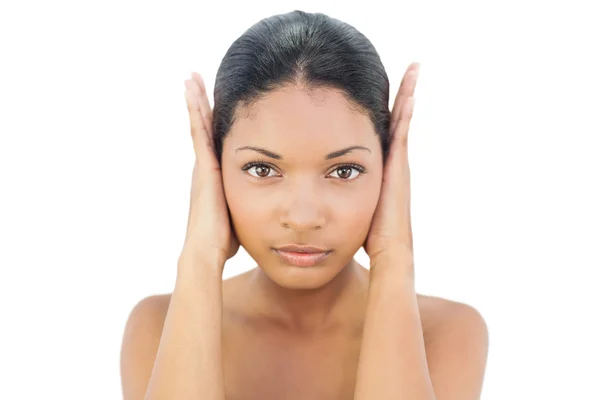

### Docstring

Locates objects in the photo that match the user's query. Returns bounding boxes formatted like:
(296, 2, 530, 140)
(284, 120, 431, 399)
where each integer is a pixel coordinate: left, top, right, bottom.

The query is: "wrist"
(369, 248, 415, 282)
(177, 249, 225, 280)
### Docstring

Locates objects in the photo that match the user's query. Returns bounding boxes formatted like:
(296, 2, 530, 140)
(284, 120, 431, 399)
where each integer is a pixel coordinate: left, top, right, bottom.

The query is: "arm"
(353, 253, 436, 400)
(119, 256, 226, 400)
(355, 62, 434, 398)
(356, 62, 488, 399)
(120, 72, 236, 400)
(144, 257, 226, 400)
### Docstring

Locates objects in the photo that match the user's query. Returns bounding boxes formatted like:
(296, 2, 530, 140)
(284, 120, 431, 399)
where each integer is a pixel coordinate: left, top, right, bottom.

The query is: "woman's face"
(221, 85, 383, 289)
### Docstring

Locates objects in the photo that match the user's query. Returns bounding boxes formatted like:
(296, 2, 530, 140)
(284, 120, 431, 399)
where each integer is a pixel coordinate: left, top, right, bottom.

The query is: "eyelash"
(241, 158, 367, 183)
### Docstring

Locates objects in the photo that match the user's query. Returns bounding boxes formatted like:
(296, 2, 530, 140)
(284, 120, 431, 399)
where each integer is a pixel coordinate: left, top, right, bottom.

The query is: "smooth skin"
(120, 63, 489, 400)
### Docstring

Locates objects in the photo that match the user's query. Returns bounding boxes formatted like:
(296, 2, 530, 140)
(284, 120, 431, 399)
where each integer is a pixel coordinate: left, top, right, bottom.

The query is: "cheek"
(228, 193, 267, 227)
(333, 180, 381, 234)
(221, 169, 271, 243)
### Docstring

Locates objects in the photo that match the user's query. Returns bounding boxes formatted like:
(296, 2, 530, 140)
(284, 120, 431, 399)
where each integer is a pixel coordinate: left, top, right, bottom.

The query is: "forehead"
(226, 85, 376, 148)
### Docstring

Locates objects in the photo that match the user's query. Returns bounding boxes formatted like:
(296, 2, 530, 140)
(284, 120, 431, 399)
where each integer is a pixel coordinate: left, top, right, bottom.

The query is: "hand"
(363, 63, 420, 272)
(179, 72, 239, 271)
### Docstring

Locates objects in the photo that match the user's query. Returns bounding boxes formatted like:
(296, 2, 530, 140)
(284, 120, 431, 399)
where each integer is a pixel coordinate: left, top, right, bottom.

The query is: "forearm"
(353, 253, 436, 400)
(144, 254, 225, 400)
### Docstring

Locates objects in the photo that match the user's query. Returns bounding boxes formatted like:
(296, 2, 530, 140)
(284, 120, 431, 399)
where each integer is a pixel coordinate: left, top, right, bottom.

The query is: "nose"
(278, 185, 326, 232)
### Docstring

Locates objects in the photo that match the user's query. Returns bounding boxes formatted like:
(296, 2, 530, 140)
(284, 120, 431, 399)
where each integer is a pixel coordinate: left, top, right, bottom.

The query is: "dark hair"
(212, 10, 391, 163)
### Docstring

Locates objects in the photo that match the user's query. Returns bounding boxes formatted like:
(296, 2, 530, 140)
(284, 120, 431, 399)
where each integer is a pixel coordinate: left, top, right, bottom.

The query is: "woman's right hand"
(179, 72, 239, 272)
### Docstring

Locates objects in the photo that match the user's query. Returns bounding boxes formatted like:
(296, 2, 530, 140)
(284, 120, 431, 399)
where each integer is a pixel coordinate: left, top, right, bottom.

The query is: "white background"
(1, 0, 598, 399)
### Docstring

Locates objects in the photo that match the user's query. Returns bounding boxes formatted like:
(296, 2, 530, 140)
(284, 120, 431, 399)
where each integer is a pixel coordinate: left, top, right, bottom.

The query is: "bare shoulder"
(121, 294, 172, 341)
(417, 294, 488, 340)
(120, 294, 172, 400)
(119, 272, 247, 368)
(417, 293, 489, 390)
(416, 294, 489, 396)
(416, 293, 484, 318)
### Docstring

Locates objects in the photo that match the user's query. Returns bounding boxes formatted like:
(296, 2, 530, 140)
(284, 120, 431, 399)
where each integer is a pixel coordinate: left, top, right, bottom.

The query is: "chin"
(267, 267, 340, 290)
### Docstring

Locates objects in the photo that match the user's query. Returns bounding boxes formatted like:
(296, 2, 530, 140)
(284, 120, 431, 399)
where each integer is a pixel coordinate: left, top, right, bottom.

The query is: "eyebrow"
(235, 145, 371, 160)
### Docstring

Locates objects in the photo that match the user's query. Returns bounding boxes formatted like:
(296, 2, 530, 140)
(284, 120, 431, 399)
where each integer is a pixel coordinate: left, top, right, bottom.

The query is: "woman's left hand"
(363, 62, 420, 276)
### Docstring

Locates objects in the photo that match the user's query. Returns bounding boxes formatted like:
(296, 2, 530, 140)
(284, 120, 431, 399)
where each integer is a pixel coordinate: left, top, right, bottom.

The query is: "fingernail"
(191, 72, 204, 89)
(415, 64, 421, 76)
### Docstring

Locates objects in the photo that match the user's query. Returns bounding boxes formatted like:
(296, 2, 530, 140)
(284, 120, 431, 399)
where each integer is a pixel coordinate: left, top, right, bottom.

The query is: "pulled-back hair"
(213, 10, 391, 163)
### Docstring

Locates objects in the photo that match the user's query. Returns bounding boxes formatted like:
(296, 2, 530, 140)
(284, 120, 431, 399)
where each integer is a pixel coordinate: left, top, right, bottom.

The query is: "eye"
(242, 161, 280, 179)
(327, 164, 366, 182)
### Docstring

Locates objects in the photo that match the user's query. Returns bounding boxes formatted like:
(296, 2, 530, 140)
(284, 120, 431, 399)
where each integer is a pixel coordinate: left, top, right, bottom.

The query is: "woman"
(120, 10, 489, 400)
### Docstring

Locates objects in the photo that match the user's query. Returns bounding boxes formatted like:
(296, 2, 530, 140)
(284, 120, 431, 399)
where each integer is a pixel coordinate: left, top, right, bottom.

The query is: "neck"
(248, 258, 368, 334)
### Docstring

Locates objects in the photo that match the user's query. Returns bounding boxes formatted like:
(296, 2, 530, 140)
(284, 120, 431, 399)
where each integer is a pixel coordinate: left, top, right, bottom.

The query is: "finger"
(391, 62, 419, 121)
(393, 96, 415, 147)
(387, 96, 415, 172)
(190, 72, 215, 151)
(398, 98, 414, 250)
(389, 97, 414, 235)
(184, 77, 216, 166)
(390, 63, 420, 134)
(186, 160, 199, 235)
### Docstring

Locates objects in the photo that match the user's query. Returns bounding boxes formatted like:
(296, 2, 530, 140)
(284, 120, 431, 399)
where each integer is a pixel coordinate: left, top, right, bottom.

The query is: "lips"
(275, 244, 329, 254)
(274, 249, 331, 267)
